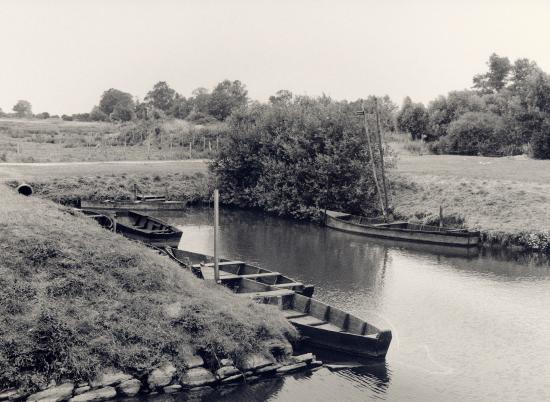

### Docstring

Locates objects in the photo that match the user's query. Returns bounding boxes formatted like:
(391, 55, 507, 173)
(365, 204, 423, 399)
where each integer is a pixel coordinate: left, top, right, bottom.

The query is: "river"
(154, 208, 550, 402)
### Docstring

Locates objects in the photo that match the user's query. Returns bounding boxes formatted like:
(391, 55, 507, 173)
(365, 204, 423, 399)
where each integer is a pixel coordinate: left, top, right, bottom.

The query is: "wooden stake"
(213, 189, 220, 284)
(439, 205, 443, 228)
(374, 97, 389, 213)
(361, 101, 386, 219)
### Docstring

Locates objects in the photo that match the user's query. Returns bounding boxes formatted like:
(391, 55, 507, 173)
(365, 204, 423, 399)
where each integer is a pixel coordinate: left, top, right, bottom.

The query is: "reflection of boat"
(78, 209, 114, 231)
(324, 210, 480, 247)
(165, 248, 315, 297)
(209, 275, 392, 359)
(113, 211, 182, 247)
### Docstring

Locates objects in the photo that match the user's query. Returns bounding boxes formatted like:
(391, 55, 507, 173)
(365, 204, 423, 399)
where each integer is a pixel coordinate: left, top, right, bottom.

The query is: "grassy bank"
(9, 171, 213, 206)
(0, 185, 295, 392)
(390, 158, 550, 252)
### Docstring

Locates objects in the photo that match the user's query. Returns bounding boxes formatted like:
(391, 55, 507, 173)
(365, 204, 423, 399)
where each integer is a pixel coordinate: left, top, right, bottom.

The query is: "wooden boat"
(324, 210, 480, 247)
(81, 194, 186, 211)
(78, 209, 115, 231)
(164, 247, 315, 297)
(203, 273, 392, 359)
(112, 211, 182, 247)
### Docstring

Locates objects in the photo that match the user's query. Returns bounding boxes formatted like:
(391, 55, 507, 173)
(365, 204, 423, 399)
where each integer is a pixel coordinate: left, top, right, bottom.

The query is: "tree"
(145, 81, 177, 112)
(110, 103, 135, 122)
(444, 112, 506, 156)
(36, 112, 50, 119)
(531, 118, 550, 159)
(98, 88, 134, 115)
(12, 100, 32, 118)
(189, 87, 210, 114)
(473, 53, 512, 94)
(397, 97, 428, 140)
(169, 94, 191, 119)
(207, 80, 248, 120)
(0, 108, 5, 117)
(269, 90, 293, 106)
(90, 105, 109, 122)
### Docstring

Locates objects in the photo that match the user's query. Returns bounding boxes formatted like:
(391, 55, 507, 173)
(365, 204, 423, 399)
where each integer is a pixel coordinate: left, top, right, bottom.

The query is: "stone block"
(69, 387, 117, 402)
(148, 364, 177, 389)
(27, 383, 74, 402)
(116, 379, 141, 397)
(180, 368, 217, 388)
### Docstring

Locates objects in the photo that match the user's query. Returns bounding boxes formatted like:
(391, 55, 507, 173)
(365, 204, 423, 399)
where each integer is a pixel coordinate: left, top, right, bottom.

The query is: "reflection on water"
(153, 208, 550, 402)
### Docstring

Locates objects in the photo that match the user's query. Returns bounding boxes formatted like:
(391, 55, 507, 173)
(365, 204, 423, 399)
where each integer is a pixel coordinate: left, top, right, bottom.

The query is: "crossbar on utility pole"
(213, 189, 220, 284)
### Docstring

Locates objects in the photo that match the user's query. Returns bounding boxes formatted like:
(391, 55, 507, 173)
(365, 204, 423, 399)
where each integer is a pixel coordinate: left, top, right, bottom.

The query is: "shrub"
(531, 118, 550, 159)
(437, 112, 511, 156)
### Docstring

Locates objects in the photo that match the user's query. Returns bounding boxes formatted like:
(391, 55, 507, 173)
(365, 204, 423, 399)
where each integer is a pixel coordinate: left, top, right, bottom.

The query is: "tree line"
(396, 53, 550, 158)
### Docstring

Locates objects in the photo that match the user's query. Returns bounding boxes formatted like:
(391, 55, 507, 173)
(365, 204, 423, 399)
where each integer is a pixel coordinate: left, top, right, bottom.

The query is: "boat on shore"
(112, 210, 183, 247)
(201, 272, 392, 359)
(164, 247, 315, 297)
(323, 210, 480, 247)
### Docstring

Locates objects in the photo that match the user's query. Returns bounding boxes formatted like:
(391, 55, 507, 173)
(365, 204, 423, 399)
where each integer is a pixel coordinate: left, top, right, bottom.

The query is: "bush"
(436, 112, 513, 156)
(211, 97, 387, 220)
(531, 118, 550, 159)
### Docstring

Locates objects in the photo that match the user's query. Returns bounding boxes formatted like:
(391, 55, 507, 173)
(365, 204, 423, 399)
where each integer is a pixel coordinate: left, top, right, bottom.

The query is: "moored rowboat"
(113, 211, 182, 247)
(80, 199, 186, 212)
(164, 247, 315, 297)
(207, 275, 392, 359)
(323, 210, 480, 247)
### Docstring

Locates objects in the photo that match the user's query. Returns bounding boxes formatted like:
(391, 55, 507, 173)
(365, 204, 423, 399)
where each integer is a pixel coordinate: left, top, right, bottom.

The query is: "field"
(0, 118, 222, 163)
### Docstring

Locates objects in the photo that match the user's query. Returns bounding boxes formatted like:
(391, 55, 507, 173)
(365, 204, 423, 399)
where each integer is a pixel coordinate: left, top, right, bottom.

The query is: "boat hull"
(81, 200, 187, 211)
(325, 212, 480, 247)
(114, 211, 182, 247)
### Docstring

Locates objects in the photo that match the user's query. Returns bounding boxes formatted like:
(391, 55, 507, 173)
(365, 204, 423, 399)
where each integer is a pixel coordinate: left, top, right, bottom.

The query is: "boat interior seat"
(239, 272, 281, 279)
(314, 322, 344, 332)
(281, 309, 308, 319)
(288, 315, 326, 326)
(272, 282, 303, 289)
(136, 216, 148, 227)
(236, 289, 295, 299)
(145, 221, 155, 230)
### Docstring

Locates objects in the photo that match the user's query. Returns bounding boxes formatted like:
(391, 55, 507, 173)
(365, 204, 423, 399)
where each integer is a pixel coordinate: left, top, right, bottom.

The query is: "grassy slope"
(0, 186, 295, 391)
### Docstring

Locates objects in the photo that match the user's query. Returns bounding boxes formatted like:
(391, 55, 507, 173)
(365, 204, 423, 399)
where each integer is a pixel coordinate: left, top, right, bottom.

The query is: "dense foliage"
(211, 95, 389, 220)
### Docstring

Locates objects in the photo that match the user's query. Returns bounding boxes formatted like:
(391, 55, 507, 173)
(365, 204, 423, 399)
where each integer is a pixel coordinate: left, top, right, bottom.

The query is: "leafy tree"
(36, 112, 50, 119)
(169, 94, 191, 119)
(269, 90, 293, 106)
(473, 53, 512, 94)
(397, 97, 428, 140)
(145, 81, 177, 112)
(99, 89, 134, 115)
(110, 103, 135, 122)
(0, 108, 5, 117)
(90, 106, 109, 122)
(189, 87, 210, 115)
(207, 80, 248, 120)
(12, 100, 32, 117)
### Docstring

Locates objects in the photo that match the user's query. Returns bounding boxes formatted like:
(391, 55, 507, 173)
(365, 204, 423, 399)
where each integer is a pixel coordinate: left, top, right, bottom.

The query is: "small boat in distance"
(113, 211, 183, 247)
(164, 247, 315, 297)
(205, 274, 392, 359)
(80, 198, 187, 212)
(323, 210, 480, 247)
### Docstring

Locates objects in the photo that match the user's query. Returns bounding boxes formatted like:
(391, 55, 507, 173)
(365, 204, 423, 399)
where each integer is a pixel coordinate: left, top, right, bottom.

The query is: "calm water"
(154, 208, 550, 402)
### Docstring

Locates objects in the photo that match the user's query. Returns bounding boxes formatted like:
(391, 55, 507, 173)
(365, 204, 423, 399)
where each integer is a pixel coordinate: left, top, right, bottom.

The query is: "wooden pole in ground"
(213, 189, 220, 284)
(189, 142, 192, 159)
(439, 205, 443, 228)
(374, 97, 389, 213)
(360, 101, 386, 219)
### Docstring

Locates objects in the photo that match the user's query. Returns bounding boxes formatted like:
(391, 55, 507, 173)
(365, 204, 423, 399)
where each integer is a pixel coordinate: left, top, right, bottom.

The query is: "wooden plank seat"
(202, 261, 245, 267)
(314, 322, 344, 332)
(239, 272, 281, 279)
(281, 309, 307, 319)
(236, 289, 295, 298)
(272, 282, 303, 289)
(288, 315, 326, 326)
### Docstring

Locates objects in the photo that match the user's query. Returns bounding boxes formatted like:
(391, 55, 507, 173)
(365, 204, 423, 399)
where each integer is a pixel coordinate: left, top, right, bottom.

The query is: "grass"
(0, 118, 225, 163)
(0, 185, 296, 392)
(9, 171, 214, 206)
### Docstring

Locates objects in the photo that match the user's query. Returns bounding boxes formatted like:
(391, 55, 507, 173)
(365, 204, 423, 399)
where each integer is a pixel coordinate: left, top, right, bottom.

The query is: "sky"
(1, 0, 549, 115)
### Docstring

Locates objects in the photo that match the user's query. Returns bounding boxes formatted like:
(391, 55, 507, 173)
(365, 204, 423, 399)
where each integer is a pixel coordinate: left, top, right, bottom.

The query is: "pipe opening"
(17, 184, 33, 196)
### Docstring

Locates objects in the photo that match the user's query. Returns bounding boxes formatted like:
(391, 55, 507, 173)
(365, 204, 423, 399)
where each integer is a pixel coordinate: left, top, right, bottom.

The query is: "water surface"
(155, 208, 550, 402)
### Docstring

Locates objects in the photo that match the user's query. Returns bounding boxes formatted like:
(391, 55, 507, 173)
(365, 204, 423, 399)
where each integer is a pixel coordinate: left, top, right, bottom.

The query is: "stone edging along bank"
(0, 349, 323, 402)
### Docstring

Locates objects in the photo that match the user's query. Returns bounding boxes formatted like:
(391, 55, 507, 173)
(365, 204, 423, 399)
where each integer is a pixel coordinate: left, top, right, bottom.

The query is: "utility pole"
(374, 97, 389, 213)
(213, 189, 220, 284)
(356, 101, 386, 219)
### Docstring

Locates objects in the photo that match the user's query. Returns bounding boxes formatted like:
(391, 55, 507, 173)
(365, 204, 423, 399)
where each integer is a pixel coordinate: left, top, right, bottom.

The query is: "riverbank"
(0, 185, 317, 398)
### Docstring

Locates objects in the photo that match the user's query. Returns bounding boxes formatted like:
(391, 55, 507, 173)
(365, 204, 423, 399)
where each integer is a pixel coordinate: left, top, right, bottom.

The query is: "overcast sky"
(1, 0, 549, 115)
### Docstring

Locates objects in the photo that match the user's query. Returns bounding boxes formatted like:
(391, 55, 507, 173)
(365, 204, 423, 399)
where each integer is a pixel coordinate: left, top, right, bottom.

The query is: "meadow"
(0, 118, 223, 163)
